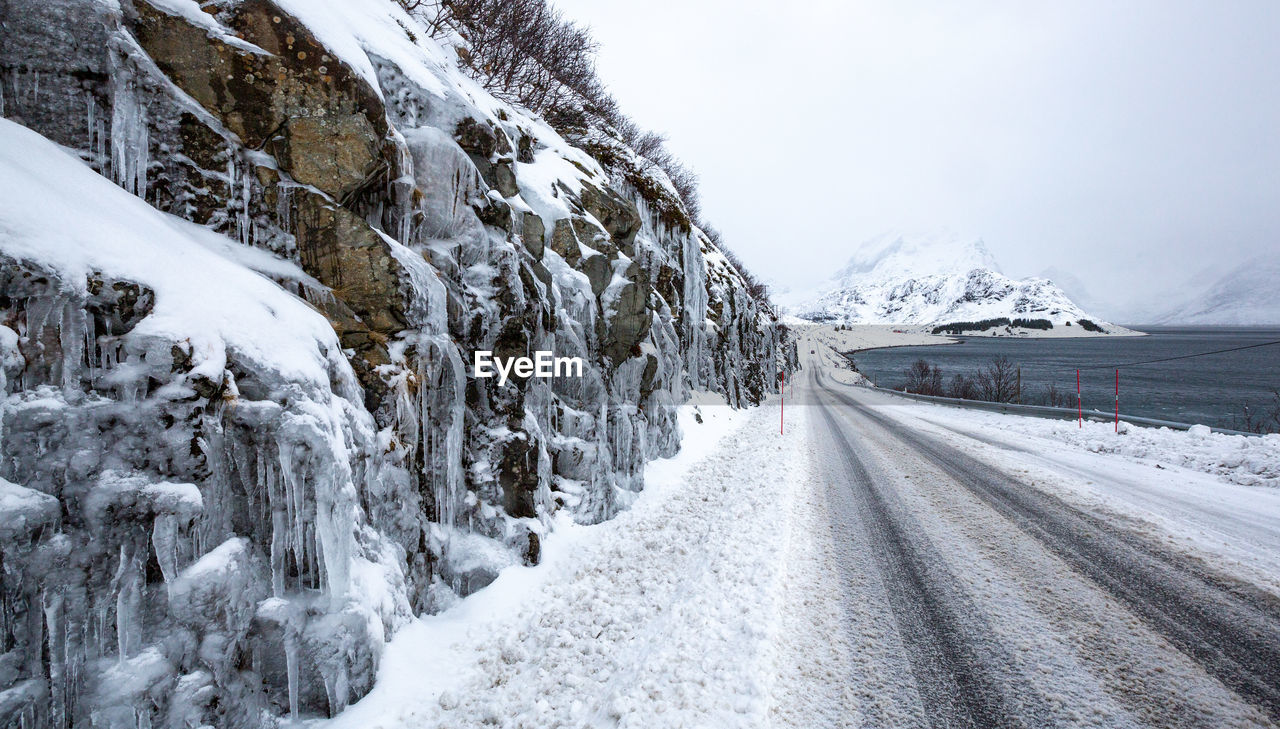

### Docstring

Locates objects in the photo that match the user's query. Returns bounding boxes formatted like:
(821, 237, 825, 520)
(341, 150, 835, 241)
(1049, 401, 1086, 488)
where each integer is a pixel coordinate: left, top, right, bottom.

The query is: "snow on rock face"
(797, 233, 1116, 330)
(0, 478, 60, 543)
(0, 118, 406, 726)
(0, 0, 792, 726)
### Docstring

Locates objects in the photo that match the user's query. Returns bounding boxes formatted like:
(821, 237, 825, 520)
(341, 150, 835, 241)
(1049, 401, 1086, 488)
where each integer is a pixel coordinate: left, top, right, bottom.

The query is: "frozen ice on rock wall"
(0, 0, 794, 724)
(0, 118, 414, 726)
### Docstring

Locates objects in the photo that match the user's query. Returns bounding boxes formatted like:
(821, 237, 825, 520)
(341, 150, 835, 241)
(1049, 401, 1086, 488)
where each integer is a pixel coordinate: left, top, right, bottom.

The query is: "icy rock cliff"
(0, 0, 794, 726)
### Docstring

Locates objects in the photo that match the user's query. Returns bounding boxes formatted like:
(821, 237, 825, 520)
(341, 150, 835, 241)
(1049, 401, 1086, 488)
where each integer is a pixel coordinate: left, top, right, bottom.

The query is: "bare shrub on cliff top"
(704, 226, 771, 307)
(398, 0, 602, 121)
(397, 0, 770, 305)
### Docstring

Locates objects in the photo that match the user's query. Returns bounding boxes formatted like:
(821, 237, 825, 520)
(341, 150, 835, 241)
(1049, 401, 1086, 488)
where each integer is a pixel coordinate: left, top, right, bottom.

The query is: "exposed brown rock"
(293, 192, 408, 335)
(583, 253, 613, 298)
(131, 0, 388, 200)
(522, 212, 546, 260)
(604, 278, 652, 365)
(579, 181, 641, 253)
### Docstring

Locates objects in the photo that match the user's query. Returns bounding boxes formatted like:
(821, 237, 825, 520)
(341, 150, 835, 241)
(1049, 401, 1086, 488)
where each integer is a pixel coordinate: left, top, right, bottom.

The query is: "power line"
(1076, 339, 1280, 370)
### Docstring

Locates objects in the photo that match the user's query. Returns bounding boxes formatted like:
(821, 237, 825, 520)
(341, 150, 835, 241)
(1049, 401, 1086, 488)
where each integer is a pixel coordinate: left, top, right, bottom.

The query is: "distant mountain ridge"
(832, 231, 1002, 282)
(1156, 257, 1280, 326)
(795, 233, 1117, 330)
(1037, 265, 1108, 316)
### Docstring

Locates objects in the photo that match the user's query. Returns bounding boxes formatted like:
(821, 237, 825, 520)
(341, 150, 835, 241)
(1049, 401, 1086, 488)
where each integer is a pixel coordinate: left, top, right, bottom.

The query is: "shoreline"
(823, 326, 1279, 431)
(796, 324, 959, 386)
(794, 322, 1155, 376)
(802, 324, 1275, 435)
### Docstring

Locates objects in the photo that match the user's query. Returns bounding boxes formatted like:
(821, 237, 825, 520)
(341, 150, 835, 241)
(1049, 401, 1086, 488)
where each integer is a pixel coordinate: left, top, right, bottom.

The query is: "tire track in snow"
(826, 384, 1280, 724)
(814, 396, 1035, 728)
(828, 394, 1266, 727)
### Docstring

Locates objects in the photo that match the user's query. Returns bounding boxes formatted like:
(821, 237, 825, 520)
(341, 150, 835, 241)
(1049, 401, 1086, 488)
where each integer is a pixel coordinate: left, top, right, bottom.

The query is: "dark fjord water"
(849, 327, 1280, 429)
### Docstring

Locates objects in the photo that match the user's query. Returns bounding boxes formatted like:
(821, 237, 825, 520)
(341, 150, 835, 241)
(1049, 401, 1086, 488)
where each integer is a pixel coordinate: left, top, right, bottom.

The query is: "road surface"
(789, 358, 1280, 728)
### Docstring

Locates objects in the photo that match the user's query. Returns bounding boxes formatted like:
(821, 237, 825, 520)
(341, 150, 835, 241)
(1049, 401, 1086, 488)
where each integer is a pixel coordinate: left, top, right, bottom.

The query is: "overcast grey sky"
(552, 0, 1280, 313)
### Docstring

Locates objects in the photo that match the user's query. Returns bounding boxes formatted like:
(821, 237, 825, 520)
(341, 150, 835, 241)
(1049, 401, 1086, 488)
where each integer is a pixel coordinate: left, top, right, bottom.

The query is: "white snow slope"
(0, 119, 346, 390)
(1157, 257, 1280, 326)
(796, 233, 1118, 331)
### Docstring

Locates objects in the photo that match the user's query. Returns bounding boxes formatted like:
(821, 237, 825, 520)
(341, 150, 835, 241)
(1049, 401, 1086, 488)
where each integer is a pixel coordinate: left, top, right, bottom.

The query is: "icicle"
(266, 456, 288, 598)
(112, 544, 141, 662)
(276, 441, 306, 590)
(151, 516, 179, 598)
(275, 183, 294, 237)
(285, 632, 300, 720)
(109, 65, 148, 198)
(84, 306, 96, 388)
(313, 480, 351, 602)
(386, 129, 416, 243)
(57, 300, 86, 392)
(86, 93, 96, 167)
(412, 336, 465, 532)
(240, 161, 252, 247)
(95, 603, 108, 659)
(43, 590, 65, 727)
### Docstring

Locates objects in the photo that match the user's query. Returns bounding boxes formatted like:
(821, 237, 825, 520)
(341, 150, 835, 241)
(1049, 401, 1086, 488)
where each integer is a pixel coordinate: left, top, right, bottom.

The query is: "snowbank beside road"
(894, 400, 1280, 489)
(325, 395, 805, 729)
(1045, 420, 1280, 488)
(865, 393, 1280, 593)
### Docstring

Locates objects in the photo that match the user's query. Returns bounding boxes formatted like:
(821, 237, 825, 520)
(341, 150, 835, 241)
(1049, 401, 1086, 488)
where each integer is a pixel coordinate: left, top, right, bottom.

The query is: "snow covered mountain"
(1156, 257, 1280, 325)
(834, 231, 1003, 282)
(796, 233, 1116, 330)
(1038, 265, 1108, 316)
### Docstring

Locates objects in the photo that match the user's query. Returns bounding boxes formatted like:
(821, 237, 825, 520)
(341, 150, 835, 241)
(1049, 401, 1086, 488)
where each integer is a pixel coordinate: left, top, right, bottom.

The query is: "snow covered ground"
(793, 325, 953, 387)
(902, 405, 1280, 488)
(876, 397, 1280, 593)
(320, 394, 807, 729)
(317, 340, 1280, 727)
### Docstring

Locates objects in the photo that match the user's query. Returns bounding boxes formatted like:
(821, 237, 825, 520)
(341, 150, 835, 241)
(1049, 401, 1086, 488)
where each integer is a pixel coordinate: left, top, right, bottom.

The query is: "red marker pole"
(780, 371, 785, 435)
(1115, 369, 1119, 433)
(1077, 369, 1082, 428)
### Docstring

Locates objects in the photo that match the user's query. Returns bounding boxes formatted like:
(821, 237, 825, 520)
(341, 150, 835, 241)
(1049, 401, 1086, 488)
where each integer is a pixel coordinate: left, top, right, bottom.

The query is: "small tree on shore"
(947, 373, 977, 400)
(1037, 384, 1073, 408)
(903, 359, 944, 396)
(975, 356, 1019, 403)
(1233, 390, 1280, 434)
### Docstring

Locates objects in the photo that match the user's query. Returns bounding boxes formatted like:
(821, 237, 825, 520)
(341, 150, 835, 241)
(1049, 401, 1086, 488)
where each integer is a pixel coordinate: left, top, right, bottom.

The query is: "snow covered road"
(792, 361, 1280, 728)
